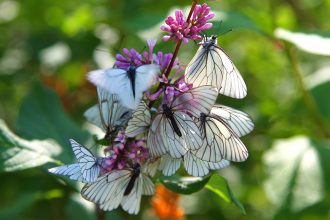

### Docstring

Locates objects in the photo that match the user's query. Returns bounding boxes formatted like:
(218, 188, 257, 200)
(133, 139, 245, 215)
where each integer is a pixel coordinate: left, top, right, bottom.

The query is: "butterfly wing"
(141, 174, 155, 195)
(125, 101, 151, 137)
(87, 68, 136, 109)
(195, 116, 248, 162)
(158, 154, 181, 176)
(97, 87, 132, 127)
(185, 37, 247, 99)
(183, 151, 209, 177)
(48, 164, 85, 182)
(206, 159, 230, 170)
(132, 64, 160, 108)
(82, 169, 132, 211)
(120, 174, 143, 215)
(171, 85, 218, 118)
(211, 105, 254, 137)
(147, 114, 168, 157)
(70, 139, 100, 182)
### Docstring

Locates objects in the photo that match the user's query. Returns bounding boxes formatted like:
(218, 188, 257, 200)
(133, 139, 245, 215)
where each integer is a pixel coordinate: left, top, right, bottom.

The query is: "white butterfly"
(147, 86, 218, 159)
(87, 64, 160, 109)
(185, 35, 247, 99)
(125, 101, 151, 138)
(193, 105, 252, 163)
(84, 87, 132, 141)
(81, 163, 154, 215)
(48, 139, 102, 183)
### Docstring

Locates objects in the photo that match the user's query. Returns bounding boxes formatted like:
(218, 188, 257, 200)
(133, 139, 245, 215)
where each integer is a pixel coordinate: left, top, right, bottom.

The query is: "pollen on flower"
(160, 3, 215, 43)
(151, 185, 185, 220)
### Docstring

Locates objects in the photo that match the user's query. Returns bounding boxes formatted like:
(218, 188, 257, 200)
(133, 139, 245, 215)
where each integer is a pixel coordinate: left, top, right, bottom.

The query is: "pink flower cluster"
(101, 131, 149, 173)
(160, 3, 215, 43)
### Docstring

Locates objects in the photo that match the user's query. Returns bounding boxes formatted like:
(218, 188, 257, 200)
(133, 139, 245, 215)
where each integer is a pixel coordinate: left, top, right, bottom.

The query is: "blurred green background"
(1, 0, 330, 219)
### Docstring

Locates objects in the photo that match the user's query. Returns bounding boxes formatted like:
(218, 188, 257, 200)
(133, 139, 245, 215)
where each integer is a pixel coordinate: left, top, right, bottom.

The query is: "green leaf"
(263, 136, 328, 216)
(0, 119, 61, 172)
(205, 174, 246, 214)
(160, 175, 210, 195)
(16, 81, 88, 162)
(0, 191, 42, 219)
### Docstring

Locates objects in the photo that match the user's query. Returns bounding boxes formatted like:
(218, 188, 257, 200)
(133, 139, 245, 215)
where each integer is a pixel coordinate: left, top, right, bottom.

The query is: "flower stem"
(285, 44, 330, 138)
(148, 0, 198, 108)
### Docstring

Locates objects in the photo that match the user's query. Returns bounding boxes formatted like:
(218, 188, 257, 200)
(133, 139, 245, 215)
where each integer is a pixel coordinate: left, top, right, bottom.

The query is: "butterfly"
(185, 35, 247, 99)
(84, 87, 132, 141)
(147, 86, 218, 159)
(48, 139, 103, 183)
(193, 105, 253, 163)
(87, 64, 160, 109)
(81, 163, 154, 215)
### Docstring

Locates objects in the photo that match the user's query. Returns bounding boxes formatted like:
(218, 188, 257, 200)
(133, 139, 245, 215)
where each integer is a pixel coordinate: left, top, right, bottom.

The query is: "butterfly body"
(124, 163, 141, 196)
(163, 104, 182, 137)
(127, 66, 136, 98)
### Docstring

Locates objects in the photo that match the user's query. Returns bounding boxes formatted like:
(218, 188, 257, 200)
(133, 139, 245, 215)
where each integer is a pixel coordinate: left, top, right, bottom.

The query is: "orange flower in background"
(151, 185, 185, 220)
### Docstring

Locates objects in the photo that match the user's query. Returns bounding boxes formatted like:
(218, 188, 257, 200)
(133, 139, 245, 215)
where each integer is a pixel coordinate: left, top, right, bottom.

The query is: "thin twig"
(285, 44, 330, 138)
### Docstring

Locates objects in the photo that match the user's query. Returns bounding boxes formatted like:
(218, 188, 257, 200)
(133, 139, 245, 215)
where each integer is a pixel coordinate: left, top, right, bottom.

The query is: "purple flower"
(100, 138, 149, 172)
(114, 39, 161, 69)
(160, 3, 215, 43)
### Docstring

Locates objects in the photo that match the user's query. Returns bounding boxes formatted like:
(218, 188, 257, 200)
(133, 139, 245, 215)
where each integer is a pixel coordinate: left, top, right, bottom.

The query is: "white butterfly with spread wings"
(81, 163, 154, 215)
(185, 35, 247, 99)
(193, 105, 254, 163)
(84, 87, 132, 141)
(147, 86, 218, 159)
(87, 64, 160, 109)
(48, 139, 103, 183)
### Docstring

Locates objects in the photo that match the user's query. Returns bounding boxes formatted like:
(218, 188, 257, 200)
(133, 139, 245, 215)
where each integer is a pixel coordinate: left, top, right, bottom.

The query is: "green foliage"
(0, 119, 61, 172)
(205, 174, 246, 214)
(0, 0, 330, 219)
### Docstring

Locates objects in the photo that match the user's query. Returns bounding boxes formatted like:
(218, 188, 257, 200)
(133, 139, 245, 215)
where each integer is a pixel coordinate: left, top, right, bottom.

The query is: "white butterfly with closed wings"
(193, 105, 254, 163)
(88, 64, 160, 109)
(81, 163, 154, 215)
(84, 87, 132, 141)
(185, 35, 247, 99)
(48, 139, 103, 183)
(147, 86, 218, 159)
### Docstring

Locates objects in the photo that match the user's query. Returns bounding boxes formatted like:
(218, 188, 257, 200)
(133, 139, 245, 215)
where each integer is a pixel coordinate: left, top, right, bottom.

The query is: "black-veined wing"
(82, 164, 154, 214)
(158, 154, 181, 176)
(125, 101, 151, 138)
(48, 164, 85, 182)
(206, 159, 230, 170)
(211, 105, 254, 137)
(87, 64, 160, 109)
(194, 113, 248, 162)
(148, 110, 203, 158)
(185, 36, 247, 99)
(84, 88, 132, 139)
(184, 152, 230, 177)
(142, 157, 161, 177)
(171, 85, 218, 118)
(70, 139, 101, 182)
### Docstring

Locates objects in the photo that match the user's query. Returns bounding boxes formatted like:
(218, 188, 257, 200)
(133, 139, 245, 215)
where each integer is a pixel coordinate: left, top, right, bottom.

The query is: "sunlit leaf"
(205, 174, 246, 214)
(160, 175, 210, 195)
(0, 119, 61, 172)
(275, 28, 330, 56)
(263, 136, 327, 215)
